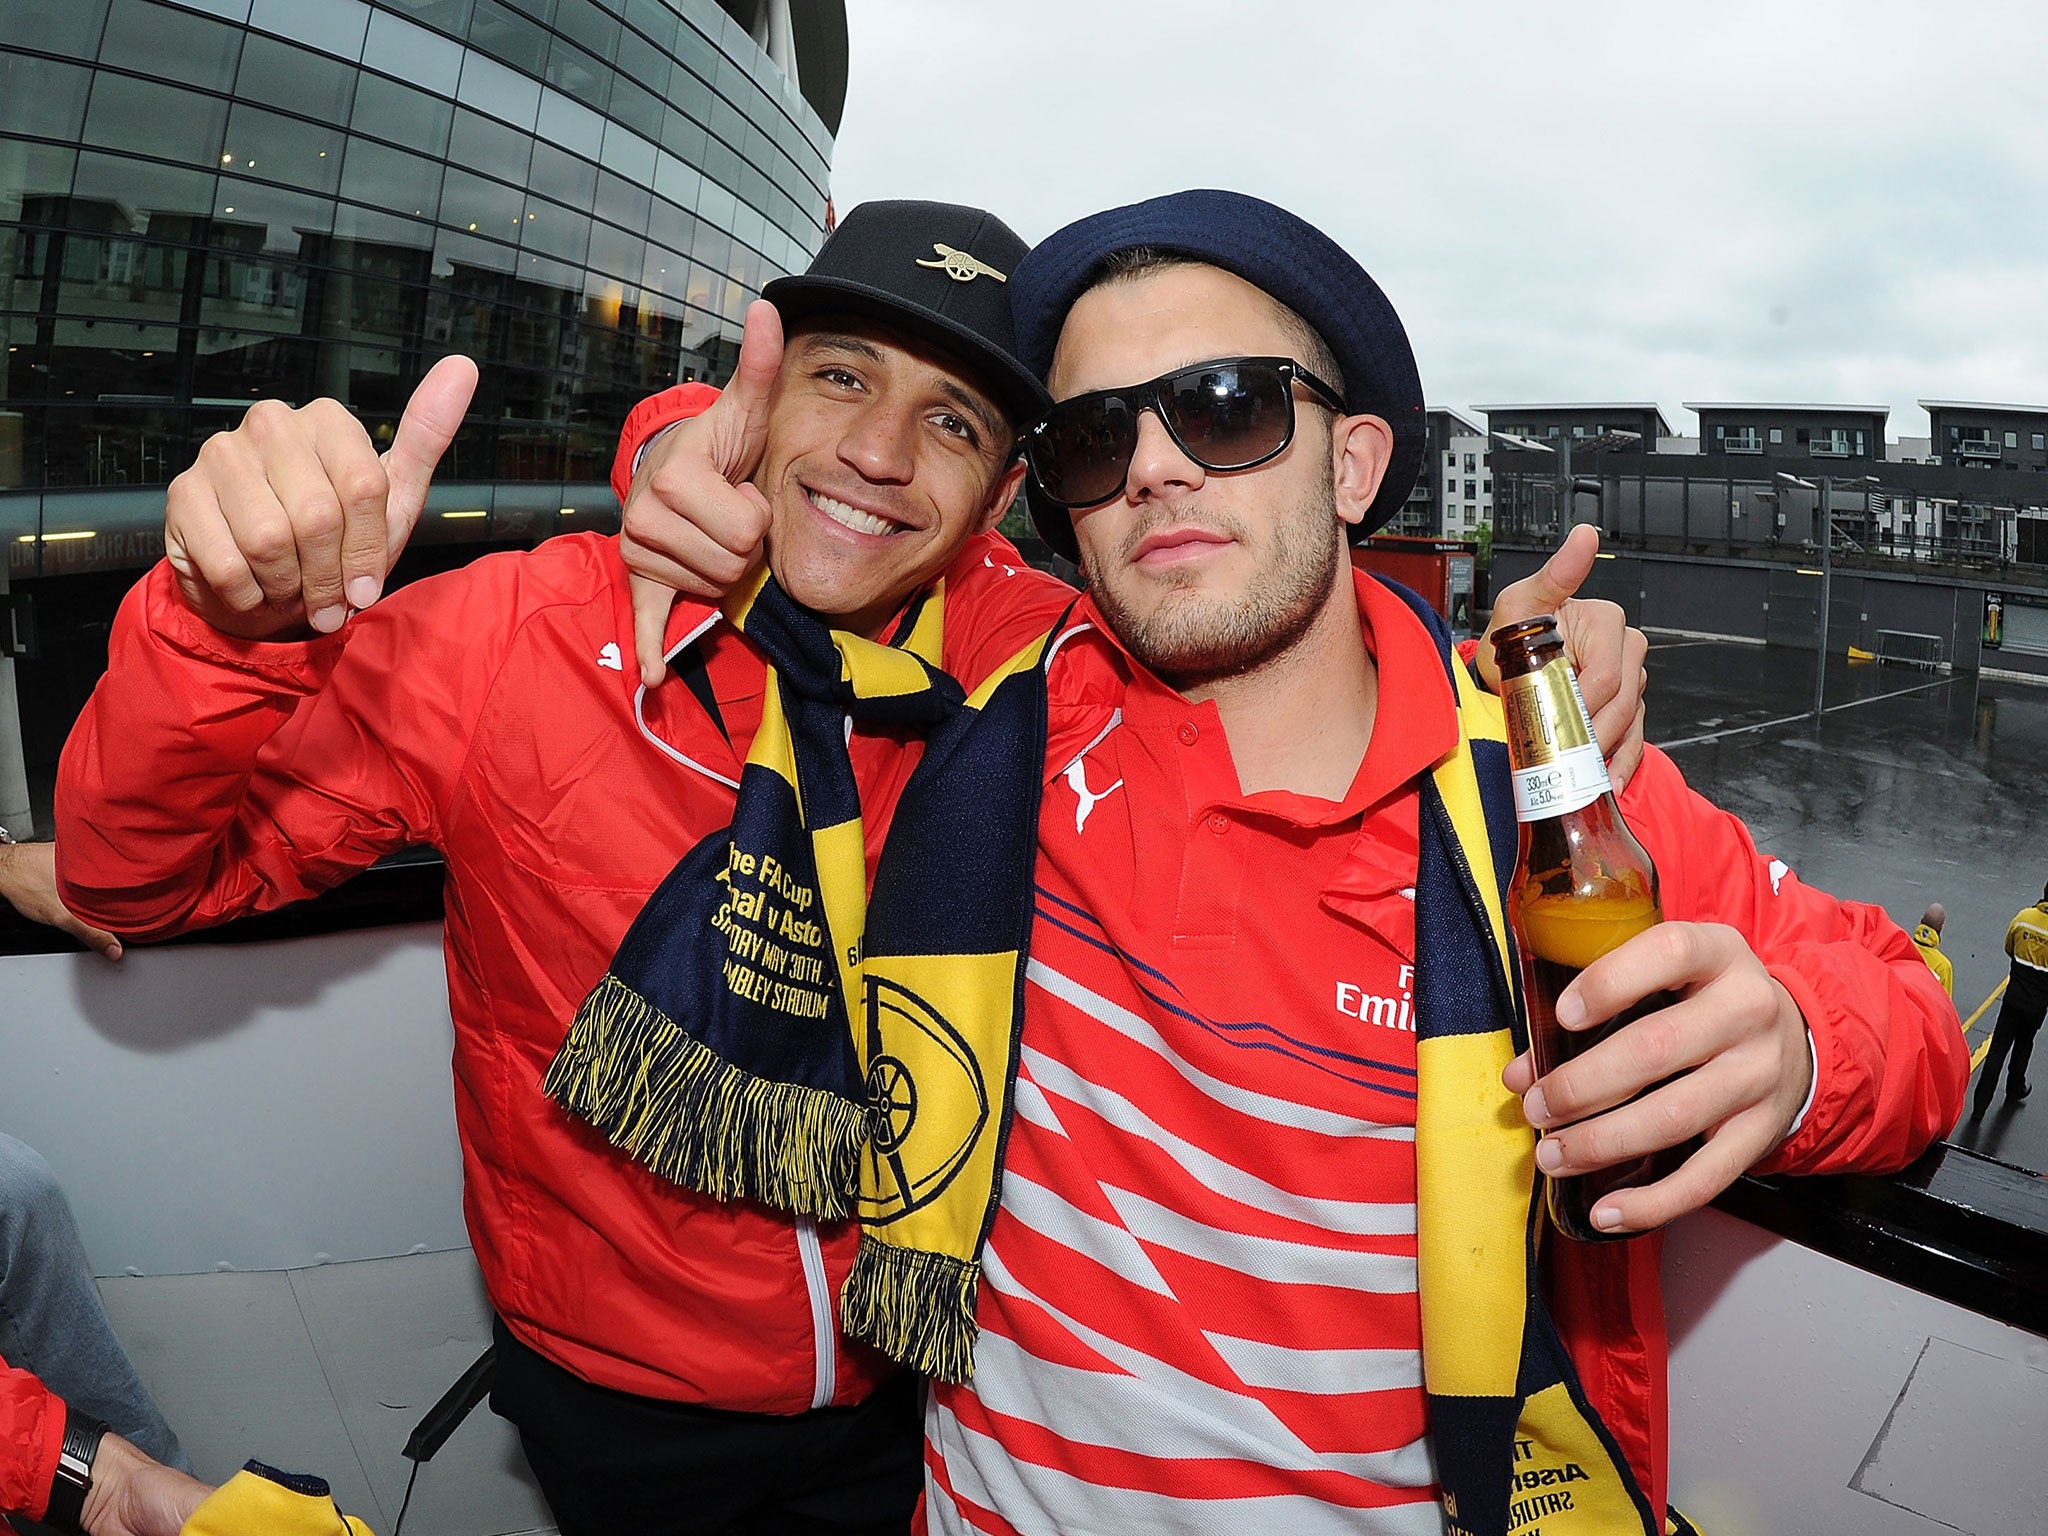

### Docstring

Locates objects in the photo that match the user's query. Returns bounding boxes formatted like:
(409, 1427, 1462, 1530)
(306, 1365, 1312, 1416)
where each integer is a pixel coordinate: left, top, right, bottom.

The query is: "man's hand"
(80, 1432, 211, 1536)
(1480, 524, 1648, 790)
(164, 355, 479, 641)
(0, 841, 122, 960)
(1503, 921, 1815, 1235)
(621, 299, 784, 687)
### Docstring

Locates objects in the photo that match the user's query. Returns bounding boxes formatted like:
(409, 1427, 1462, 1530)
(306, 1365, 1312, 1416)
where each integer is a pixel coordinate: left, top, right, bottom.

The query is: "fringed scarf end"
(544, 974, 866, 1218)
(841, 1234, 981, 1382)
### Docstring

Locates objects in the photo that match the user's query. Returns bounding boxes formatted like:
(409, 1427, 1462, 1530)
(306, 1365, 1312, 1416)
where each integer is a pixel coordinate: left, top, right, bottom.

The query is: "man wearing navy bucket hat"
(894, 190, 1963, 1536)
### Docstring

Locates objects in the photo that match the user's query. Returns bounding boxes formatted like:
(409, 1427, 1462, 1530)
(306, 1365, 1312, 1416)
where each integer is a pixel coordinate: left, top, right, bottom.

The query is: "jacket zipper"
(795, 1215, 835, 1408)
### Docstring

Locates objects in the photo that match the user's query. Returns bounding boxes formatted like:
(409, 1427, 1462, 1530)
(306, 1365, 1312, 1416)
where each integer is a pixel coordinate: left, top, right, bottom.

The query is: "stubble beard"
(1085, 477, 1343, 691)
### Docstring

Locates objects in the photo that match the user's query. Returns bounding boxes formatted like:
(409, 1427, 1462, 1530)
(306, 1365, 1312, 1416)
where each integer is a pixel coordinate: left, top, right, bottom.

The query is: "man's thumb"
(630, 574, 675, 690)
(707, 300, 783, 478)
(1510, 523, 1600, 616)
(383, 355, 479, 539)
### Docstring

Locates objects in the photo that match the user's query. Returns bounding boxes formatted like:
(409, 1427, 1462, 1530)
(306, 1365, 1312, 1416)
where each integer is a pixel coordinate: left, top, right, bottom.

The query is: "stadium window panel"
(594, 169, 651, 234)
(211, 177, 334, 253)
(537, 86, 606, 159)
(377, 0, 474, 33)
(0, 142, 78, 230)
(608, 76, 665, 142)
(329, 205, 438, 260)
(528, 141, 598, 213)
(2, 0, 113, 60)
(248, 0, 371, 63)
(441, 167, 525, 240)
(360, 10, 465, 96)
(99, 0, 242, 91)
(585, 223, 645, 286)
(623, 0, 679, 51)
(351, 74, 454, 156)
(71, 150, 216, 223)
(646, 197, 696, 258)
(433, 224, 516, 280)
(518, 197, 590, 266)
(553, 0, 620, 63)
(544, 36, 610, 113)
(615, 29, 670, 99)
(455, 52, 542, 134)
(339, 138, 445, 221)
(0, 53, 94, 139)
(468, 0, 551, 76)
(222, 104, 345, 196)
(599, 121, 657, 185)
(84, 75, 228, 166)
(450, 108, 535, 187)
(235, 34, 357, 123)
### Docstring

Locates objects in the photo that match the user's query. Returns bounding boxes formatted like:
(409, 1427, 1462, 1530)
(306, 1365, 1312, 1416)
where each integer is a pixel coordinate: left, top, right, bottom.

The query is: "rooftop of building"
(1683, 402, 1892, 417)
(1918, 400, 2048, 418)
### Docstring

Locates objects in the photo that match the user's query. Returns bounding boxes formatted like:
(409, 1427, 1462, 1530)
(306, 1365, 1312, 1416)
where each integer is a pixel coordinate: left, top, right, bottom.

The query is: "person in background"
(1912, 902, 1953, 997)
(0, 1137, 208, 1535)
(1972, 882, 2048, 1115)
(0, 836, 121, 961)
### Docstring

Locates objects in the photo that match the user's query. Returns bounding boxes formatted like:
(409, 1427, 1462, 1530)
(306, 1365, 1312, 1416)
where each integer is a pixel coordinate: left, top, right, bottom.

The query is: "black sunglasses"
(1024, 356, 1347, 511)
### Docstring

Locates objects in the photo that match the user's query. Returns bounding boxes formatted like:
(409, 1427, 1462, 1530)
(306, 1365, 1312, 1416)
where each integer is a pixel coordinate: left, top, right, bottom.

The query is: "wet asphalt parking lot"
(1640, 637, 2048, 1170)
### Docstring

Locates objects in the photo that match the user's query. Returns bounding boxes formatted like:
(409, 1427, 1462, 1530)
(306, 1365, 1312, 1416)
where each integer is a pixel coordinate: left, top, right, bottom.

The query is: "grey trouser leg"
(0, 1133, 191, 1471)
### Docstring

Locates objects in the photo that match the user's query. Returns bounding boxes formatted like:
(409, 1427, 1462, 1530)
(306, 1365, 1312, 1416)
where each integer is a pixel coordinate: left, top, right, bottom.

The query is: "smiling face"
(1046, 262, 1381, 688)
(754, 316, 1025, 637)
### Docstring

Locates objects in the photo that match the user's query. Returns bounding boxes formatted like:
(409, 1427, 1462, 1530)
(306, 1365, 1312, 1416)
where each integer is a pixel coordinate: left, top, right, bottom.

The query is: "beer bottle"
(1491, 614, 1687, 1241)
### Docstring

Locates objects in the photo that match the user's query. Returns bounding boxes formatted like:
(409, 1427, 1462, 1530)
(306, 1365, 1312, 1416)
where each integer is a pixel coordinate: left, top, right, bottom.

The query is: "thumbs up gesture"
(1478, 524, 1650, 789)
(619, 298, 784, 687)
(164, 355, 478, 641)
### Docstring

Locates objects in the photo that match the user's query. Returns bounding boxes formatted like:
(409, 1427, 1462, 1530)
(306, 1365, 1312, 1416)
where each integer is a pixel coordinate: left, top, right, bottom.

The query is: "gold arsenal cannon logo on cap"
(914, 243, 1008, 284)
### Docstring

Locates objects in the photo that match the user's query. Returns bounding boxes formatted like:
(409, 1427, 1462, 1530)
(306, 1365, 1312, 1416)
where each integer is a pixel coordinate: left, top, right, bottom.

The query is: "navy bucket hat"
(1010, 188, 1425, 561)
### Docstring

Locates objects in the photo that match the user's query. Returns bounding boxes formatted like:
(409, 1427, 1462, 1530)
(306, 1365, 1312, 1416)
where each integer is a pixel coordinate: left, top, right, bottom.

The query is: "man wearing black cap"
(878, 190, 1963, 1536)
(56, 201, 1079, 1535)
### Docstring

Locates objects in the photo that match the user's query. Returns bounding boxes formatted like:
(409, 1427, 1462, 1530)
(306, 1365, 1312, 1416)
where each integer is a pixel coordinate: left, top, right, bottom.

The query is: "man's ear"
(979, 459, 1029, 533)
(1330, 414, 1394, 531)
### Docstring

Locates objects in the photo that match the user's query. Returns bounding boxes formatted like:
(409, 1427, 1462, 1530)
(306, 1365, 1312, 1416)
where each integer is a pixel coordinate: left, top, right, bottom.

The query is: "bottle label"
(1501, 659, 1612, 822)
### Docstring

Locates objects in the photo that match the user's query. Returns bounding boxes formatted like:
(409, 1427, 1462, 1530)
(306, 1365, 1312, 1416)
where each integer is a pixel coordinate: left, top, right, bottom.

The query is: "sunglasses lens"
(1164, 362, 1293, 470)
(1032, 394, 1138, 508)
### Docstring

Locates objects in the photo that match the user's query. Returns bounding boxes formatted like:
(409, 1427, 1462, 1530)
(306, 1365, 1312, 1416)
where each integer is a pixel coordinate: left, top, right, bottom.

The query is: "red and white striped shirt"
(925, 574, 1457, 1535)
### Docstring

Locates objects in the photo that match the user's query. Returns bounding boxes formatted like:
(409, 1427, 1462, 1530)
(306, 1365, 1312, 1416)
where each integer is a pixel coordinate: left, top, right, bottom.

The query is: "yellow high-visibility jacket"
(1913, 924, 1954, 996)
(2006, 902, 2048, 974)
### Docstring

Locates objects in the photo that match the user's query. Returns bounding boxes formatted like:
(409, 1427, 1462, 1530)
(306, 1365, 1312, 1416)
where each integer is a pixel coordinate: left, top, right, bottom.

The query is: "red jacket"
(0, 1355, 60, 1527)
(57, 385, 1074, 1411)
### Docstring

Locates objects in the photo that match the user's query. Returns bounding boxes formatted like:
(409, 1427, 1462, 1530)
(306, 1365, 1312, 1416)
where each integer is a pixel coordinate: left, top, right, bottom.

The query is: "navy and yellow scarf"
(1400, 581, 1664, 1535)
(545, 570, 1057, 1381)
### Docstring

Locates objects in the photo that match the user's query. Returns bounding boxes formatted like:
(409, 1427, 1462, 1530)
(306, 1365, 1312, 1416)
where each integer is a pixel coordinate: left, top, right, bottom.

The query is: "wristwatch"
(44, 1406, 108, 1535)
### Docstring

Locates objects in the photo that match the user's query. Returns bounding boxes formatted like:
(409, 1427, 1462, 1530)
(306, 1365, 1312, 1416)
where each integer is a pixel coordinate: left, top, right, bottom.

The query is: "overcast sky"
(826, 0, 2048, 442)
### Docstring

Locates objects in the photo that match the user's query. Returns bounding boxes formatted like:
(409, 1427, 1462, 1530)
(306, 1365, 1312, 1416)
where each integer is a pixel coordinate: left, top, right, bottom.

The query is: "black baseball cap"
(763, 200, 1049, 427)
(1010, 189, 1427, 559)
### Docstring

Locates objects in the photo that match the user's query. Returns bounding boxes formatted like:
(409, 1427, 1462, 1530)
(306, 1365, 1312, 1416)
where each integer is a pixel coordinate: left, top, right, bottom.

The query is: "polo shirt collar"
(1070, 566, 1458, 827)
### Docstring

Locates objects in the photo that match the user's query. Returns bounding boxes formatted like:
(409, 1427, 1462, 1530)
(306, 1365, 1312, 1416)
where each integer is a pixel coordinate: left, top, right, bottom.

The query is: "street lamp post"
(1779, 470, 1879, 718)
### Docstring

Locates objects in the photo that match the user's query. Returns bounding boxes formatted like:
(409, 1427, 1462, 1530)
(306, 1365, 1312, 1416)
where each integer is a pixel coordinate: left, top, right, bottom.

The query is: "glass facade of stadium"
(0, 0, 843, 829)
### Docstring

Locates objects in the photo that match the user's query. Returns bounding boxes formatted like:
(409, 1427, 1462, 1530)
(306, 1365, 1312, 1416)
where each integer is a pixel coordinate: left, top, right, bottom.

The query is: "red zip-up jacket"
(0, 1357, 60, 1529)
(56, 385, 1074, 1411)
